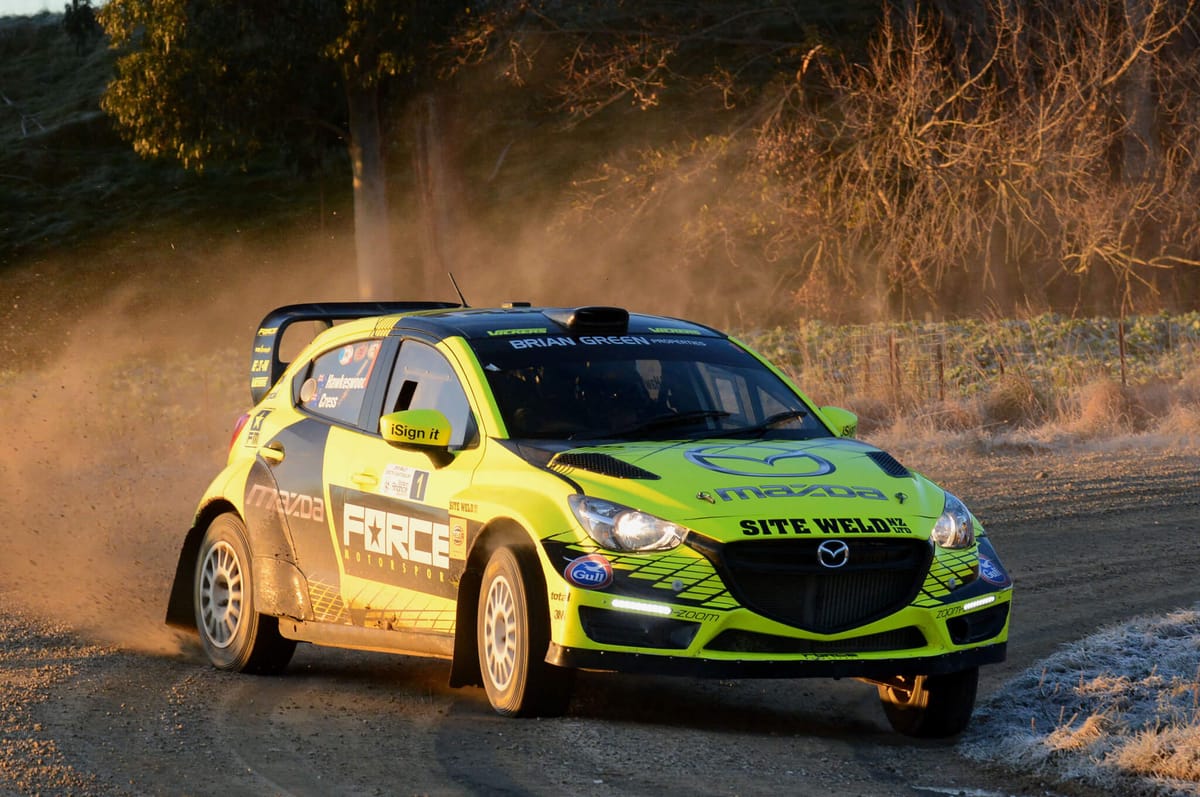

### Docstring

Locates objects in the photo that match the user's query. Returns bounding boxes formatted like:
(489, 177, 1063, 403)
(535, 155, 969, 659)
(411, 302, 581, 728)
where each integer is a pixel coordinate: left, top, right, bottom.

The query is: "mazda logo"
(685, 444, 836, 478)
(817, 539, 850, 569)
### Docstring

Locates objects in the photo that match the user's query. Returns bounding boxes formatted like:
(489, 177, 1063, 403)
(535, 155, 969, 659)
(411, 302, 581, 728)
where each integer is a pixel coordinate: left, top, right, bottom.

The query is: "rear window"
(295, 340, 383, 426)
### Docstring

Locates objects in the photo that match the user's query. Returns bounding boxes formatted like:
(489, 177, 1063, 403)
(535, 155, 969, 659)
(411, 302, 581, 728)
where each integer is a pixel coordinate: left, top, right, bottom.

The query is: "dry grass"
(1114, 724, 1200, 782)
(961, 608, 1200, 796)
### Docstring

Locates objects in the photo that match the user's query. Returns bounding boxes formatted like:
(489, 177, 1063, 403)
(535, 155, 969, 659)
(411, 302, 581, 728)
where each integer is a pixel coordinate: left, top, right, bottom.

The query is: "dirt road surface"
(1, 279, 1198, 796)
(3, 427, 1198, 797)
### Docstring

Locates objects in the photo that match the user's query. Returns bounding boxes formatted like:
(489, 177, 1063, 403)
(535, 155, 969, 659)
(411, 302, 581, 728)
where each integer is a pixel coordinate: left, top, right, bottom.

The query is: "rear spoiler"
(249, 301, 459, 404)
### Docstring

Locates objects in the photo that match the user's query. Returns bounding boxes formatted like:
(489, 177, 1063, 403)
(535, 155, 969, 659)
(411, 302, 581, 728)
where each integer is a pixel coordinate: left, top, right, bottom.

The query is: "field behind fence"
(743, 313, 1200, 431)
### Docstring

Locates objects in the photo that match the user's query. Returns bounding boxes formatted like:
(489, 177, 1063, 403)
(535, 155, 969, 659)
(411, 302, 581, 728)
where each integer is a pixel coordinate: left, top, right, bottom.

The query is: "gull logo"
(817, 539, 850, 569)
(686, 444, 836, 478)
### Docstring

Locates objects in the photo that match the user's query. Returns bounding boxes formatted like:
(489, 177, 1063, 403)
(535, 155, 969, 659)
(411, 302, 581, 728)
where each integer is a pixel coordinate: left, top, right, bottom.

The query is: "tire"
(878, 667, 979, 738)
(194, 512, 296, 675)
(477, 546, 573, 717)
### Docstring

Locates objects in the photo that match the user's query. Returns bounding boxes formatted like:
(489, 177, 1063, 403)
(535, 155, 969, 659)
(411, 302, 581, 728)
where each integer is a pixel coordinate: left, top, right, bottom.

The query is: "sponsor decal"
(343, 501, 451, 569)
(647, 327, 702, 335)
(686, 444, 836, 479)
(246, 483, 326, 522)
(338, 345, 355, 365)
(647, 337, 706, 346)
(564, 554, 614, 589)
(318, 394, 340, 409)
(672, 608, 720, 622)
(387, 421, 441, 444)
(978, 553, 1010, 585)
(508, 335, 652, 350)
(256, 326, 279, 336)
(739, 516, 912, 535)
(487, 327, 549, 337)
(381, 464, 430, 502)
(715, 483, 888, 502)
(244, 409, 272, 447)
(449, 500, 477, 513)
(449, 520, 467, 560)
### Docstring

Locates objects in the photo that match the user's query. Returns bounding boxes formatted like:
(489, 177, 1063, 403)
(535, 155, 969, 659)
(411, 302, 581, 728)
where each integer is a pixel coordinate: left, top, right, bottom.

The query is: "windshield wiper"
(604, 410, 733, 439)
(719, 409, 809, 438)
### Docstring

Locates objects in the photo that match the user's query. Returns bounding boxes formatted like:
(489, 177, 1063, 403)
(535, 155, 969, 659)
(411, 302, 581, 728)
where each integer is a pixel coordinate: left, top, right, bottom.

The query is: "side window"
(296, 340, 383, 426)
(384, 341, 478, 448)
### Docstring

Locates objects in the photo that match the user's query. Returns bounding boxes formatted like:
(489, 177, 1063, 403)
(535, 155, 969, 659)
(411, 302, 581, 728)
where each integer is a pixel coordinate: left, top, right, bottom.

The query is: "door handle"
(351, 471, 378, 487)
(260, 442, 285, 465)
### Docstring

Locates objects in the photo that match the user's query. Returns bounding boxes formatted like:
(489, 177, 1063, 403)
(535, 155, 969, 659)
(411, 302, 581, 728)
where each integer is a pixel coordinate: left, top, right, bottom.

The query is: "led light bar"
(962, 595, 997, 612)
(610, 598, 672, 617)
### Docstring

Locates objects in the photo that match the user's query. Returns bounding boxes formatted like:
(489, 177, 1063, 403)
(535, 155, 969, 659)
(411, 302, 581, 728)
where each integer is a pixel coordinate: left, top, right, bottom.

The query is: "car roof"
(385, 306, 726, 342)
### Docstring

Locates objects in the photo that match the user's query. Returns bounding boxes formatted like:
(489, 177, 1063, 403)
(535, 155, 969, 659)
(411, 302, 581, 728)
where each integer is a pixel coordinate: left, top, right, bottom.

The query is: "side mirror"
(380, 409, 452, 449)
(820, 406, 858, 438)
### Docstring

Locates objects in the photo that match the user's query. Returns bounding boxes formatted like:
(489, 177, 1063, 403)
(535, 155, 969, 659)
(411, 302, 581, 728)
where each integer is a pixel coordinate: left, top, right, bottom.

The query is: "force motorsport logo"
(686, 444, 836, 478)
(328, 486, 456, 598)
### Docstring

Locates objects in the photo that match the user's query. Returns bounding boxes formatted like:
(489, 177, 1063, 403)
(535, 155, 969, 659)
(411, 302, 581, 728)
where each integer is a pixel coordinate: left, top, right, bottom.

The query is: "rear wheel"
(477, 546, 573, 717)
(877, 667, 978, 738)
(194, 513, 295, 674)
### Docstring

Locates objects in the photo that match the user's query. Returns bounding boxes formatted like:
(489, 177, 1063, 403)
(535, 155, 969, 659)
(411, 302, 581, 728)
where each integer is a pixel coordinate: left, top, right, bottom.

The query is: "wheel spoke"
(199, 540, 243, 649)
(484, 573, 518, 690)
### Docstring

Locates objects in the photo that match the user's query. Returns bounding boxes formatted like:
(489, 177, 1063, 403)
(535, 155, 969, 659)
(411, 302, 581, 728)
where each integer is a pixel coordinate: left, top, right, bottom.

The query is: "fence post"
(1118, 318, 1127, 387)
(890, 333, 901, 404)
(937, 339, 945, 403)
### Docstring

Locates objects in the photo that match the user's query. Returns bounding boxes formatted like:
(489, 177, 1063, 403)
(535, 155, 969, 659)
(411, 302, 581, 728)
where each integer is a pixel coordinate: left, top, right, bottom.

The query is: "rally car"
(166, 301, 1012, 738)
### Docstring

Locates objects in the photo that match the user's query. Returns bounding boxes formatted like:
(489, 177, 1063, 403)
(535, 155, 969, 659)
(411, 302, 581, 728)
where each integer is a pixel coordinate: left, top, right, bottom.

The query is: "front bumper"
(547, 641, 1006, 679)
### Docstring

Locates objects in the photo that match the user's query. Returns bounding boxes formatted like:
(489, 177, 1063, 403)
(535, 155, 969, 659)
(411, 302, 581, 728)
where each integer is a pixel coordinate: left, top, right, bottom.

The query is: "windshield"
(470, 335, 832, 441)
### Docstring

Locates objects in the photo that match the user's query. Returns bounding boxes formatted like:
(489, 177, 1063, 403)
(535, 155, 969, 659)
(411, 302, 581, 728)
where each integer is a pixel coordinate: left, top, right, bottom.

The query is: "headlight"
(568, 495, 688, 552)
(930, 492, 975, 549)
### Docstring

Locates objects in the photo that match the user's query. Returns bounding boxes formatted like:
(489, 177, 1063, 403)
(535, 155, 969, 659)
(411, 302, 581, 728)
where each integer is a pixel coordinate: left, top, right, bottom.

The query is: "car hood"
(515, 436, 948, 539)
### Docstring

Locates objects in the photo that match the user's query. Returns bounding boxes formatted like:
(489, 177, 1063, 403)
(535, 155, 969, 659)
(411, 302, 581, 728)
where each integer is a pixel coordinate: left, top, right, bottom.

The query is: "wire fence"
(743, 313, 1200, 408)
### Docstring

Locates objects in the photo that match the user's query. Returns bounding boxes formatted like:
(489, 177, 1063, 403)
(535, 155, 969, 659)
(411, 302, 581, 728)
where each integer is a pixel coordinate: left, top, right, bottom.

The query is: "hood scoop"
(867, 450, 911, 478)
(550, 452, 660, 480)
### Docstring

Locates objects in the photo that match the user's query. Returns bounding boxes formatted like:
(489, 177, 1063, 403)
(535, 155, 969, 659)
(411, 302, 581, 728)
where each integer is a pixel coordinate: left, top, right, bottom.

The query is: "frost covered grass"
(960, 607, 1200, 796)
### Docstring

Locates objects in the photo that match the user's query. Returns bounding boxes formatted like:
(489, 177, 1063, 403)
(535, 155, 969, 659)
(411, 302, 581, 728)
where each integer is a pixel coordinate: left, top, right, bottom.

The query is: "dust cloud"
(0, 231, 354, 655)
(0, 186, 747, 657)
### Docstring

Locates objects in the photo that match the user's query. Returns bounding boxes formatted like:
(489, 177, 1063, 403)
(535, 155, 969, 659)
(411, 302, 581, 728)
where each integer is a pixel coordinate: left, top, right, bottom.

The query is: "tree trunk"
(1122, 0, 1157, 185)
(412, 93, 461, 295)
(346, 85, 395, 299)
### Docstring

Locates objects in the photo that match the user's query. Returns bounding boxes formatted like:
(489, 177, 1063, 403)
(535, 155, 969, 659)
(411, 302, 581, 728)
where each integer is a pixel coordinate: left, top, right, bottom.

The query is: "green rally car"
(166, 301, 1012, 738)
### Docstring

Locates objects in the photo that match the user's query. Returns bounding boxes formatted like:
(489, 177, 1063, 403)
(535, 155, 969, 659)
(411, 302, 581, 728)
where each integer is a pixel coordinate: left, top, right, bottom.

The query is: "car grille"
(707, 625, 926, 654)
(690, 537, 932, 634)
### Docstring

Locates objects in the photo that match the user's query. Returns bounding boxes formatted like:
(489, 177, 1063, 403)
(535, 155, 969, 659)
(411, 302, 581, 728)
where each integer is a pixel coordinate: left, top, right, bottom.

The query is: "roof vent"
(544, 306, 629, 335)
(502, 302, 532, 308)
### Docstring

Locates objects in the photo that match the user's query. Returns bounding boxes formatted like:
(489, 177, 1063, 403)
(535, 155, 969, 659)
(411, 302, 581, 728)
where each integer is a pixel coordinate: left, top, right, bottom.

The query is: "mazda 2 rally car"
(166, 301, 1012, 737)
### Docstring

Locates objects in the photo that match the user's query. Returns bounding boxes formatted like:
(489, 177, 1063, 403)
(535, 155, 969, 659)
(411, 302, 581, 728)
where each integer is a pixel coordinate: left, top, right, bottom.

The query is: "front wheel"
(194, 512, 296, 674)
(477, 546, 573, 717)
(877, 667, 978, 738)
